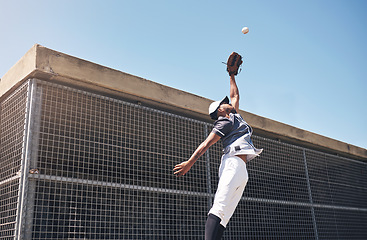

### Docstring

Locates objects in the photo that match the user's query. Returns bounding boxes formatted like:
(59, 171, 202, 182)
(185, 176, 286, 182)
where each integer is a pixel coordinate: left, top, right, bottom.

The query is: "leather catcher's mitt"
(226, 52, 243, 76)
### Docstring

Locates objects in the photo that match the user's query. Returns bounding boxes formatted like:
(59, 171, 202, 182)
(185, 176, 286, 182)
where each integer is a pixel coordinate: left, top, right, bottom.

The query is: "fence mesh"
(0, 82, 29, 240)
(0, 79, 366, 239)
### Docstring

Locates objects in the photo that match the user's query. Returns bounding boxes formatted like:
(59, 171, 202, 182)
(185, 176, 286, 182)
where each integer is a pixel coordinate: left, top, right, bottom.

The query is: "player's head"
(208, 96, 229, 120)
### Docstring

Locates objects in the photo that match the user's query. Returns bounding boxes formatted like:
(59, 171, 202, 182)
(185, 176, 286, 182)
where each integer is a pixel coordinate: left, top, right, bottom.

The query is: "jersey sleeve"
(211, 118, 232, 138)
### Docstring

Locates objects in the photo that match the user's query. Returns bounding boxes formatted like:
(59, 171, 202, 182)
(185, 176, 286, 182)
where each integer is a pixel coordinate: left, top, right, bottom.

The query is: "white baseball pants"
(208, 154, 249, 227)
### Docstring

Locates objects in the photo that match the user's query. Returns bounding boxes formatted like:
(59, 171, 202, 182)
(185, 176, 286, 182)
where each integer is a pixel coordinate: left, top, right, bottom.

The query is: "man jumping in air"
(173, 52, 263, 240)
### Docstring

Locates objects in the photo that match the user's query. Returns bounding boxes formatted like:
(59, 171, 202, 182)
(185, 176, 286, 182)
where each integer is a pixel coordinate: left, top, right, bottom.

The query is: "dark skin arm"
(229, 74, 240, 112)
(173, 132, 221, 177)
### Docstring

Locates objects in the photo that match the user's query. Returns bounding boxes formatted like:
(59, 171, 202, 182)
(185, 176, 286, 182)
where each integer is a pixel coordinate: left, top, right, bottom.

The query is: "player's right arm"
(173, 132, 220, 177)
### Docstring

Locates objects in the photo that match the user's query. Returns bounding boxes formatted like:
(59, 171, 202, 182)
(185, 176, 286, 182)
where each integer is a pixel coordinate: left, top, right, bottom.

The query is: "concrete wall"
(1, 44, 366, 161)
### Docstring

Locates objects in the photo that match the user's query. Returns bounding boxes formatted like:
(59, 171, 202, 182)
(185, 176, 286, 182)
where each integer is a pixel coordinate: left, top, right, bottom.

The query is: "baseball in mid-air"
(242, 27, 249, 34)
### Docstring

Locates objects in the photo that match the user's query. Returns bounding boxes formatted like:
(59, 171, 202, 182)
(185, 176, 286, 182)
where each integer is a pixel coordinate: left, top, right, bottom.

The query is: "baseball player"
(173, 52, 263, 239)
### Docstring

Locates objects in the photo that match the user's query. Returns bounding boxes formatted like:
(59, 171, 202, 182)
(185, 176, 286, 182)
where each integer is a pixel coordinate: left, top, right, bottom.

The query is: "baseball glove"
(226, 52, 243, 76)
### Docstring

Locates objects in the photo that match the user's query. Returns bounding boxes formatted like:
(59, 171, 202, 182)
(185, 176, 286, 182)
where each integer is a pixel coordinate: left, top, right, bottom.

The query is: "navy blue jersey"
(212, 113, 253, 148)
(211, 112, 262, 161)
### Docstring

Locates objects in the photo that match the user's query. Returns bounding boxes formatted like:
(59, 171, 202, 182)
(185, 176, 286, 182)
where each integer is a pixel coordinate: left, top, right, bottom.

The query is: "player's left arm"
(173, 132, 221, 177)
(230, 74, 240, 112)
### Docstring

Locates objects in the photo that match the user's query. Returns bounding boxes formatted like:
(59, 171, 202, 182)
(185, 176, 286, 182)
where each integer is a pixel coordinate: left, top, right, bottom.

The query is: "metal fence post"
(303, 149, 319, 240)
(14, 79, 42, 240)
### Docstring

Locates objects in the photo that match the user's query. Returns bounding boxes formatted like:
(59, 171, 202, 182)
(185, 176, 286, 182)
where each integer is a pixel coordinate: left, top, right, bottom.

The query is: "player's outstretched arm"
(173, 132, 220, 177)
(230, 74, 240, 112)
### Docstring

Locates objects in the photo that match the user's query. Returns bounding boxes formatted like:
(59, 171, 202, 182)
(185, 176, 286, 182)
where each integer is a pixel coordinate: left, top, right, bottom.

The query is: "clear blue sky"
(1, 0, 366, 149)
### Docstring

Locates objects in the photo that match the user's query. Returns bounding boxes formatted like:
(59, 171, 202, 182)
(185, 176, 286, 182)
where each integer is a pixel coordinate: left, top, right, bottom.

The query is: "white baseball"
(242, 27, 249, 34)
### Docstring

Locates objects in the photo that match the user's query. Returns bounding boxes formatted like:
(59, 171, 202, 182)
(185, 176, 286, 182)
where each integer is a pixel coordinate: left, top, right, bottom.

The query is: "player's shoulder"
(230, 112, 242, 119)
(230, 112, 246, 122)
(214, 116, 232, 126)
(216, 115, 232, 122)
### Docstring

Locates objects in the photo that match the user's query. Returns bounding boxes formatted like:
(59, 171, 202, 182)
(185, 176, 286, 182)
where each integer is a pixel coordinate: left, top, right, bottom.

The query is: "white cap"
(208, 96, 229, 120)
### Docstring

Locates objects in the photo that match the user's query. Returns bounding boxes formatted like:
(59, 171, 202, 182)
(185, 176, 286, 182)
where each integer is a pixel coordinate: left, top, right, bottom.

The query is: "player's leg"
(205, 213, 222, 240)
(205, 213, 226, 240)
(215, 224, 226, 240)
(209, 155, 249, 227)
(220, 174, 248, 226)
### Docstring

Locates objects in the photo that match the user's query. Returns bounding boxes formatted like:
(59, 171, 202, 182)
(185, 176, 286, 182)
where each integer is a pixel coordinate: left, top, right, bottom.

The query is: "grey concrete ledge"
(1, 44, 366, 160)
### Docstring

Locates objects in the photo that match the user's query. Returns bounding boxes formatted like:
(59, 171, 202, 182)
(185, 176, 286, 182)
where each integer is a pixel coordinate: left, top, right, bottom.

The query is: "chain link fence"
(1, 79, 366, 239)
